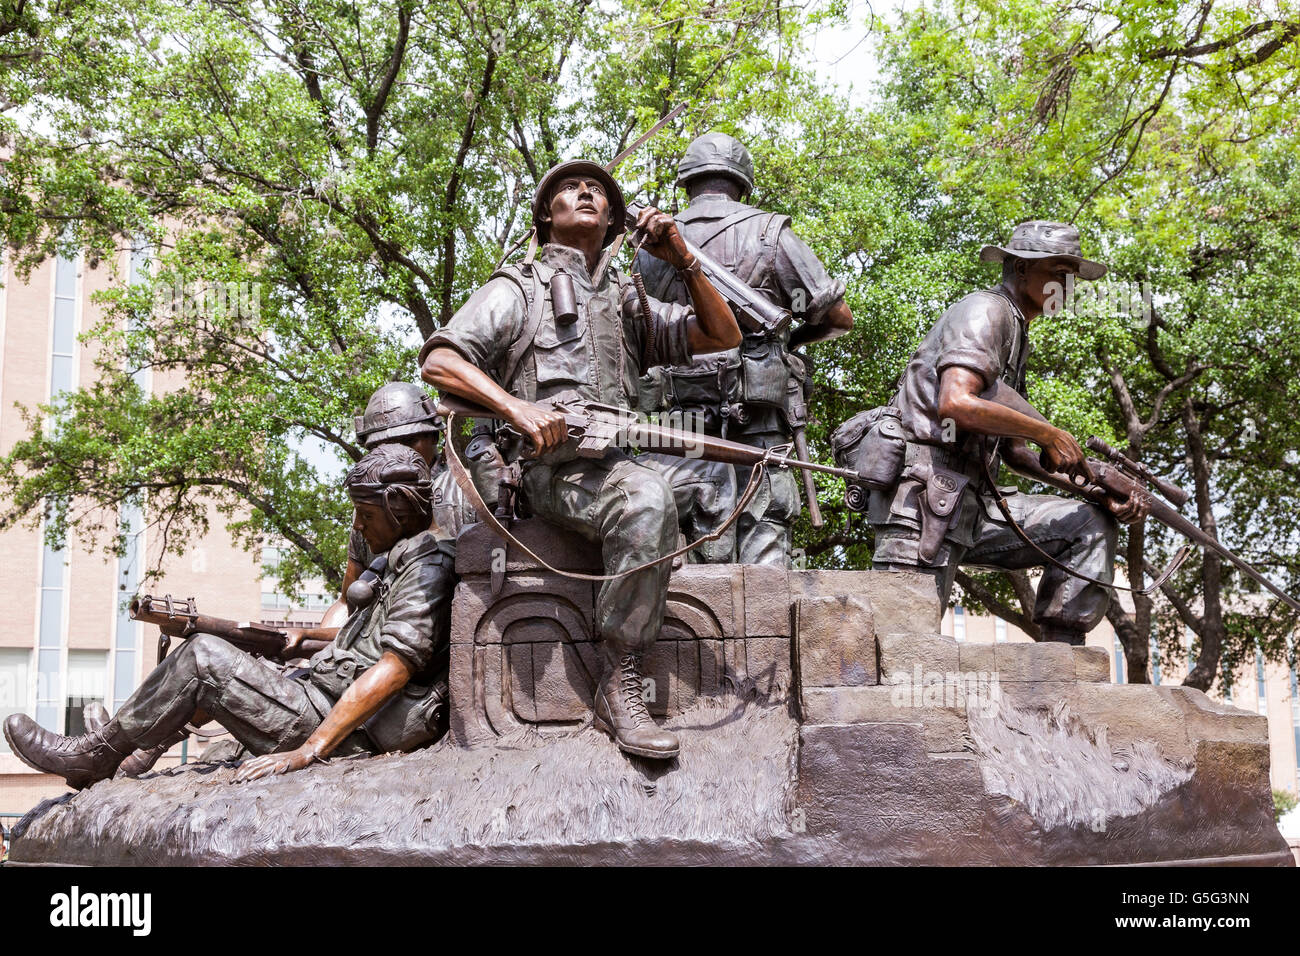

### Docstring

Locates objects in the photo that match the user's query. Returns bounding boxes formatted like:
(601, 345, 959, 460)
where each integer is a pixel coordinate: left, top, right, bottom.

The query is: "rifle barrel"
(1144, 498, 1300, 614)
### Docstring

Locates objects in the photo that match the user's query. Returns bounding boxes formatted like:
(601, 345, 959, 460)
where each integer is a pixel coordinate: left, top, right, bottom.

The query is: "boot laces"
(618, 655, 650, 725)
(49, 726, 125, 758)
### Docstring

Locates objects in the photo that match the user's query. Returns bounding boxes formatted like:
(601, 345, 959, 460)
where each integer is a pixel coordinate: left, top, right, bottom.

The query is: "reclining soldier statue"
(99, 380, 473, 779)
(3, 443, 456, 788)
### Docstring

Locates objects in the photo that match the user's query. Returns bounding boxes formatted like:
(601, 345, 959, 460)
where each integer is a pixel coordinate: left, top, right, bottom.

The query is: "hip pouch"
(831, 406, 907, 510)
(363, 675, 450, 753)
(739, 338, 791, 408)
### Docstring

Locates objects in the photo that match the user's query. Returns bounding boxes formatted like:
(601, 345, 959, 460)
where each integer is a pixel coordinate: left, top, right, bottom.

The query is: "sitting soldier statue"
(3, 443, 456, 789)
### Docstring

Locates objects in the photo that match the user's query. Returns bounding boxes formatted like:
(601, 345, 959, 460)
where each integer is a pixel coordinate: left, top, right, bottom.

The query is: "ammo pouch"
(363, 675, 450, 753)
(831, 405, 907, 497)
(784, 350, 811, 429)
(665, 353, 740, 424)
(739, 337, 790, 408)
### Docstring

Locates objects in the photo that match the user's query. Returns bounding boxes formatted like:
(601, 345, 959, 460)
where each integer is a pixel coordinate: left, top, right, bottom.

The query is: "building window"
(1113, 634, 1126, 684)
(35, 537, 67, 731)
(35, 249, 79, 732)
(64, 651, 107, 737)
(995, 618, 1007, 643)
(111, 240, 150, 714)
(953, 606, 965, 642)
(1185, 626, 1195, 666)
(1150, 636, 1161, 685)
(0, 649, 31, 754)
(1256, 647, 1268, 716)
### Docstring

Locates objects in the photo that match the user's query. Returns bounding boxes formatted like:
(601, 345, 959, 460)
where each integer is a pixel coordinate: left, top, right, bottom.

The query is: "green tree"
(0, 0, 842, 593)
(850, 0, 1300, 689)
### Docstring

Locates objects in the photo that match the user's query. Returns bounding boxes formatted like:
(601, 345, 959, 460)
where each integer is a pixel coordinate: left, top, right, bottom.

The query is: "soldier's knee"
(185, 633, 242, 683)
(619, 466, 676, 524)
(1079, 502, 1119, 553)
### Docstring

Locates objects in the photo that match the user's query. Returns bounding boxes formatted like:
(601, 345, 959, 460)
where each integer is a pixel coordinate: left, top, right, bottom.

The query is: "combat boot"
(118, 731, 187, 777)
(2, 714, 134, 790)
(1040, 625, 1087, 646)
(82, 700, 110, 734)
(592, 647, 679, 760)
(81, 701, 179, 777)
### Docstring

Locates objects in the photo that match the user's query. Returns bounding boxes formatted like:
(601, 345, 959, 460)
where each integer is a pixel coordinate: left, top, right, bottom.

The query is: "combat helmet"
(676, 132, 754, 196)
(354, 382, 441, 448)
(532, 159, 627, 248)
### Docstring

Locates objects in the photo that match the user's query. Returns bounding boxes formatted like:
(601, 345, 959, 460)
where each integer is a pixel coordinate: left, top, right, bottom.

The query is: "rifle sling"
(442, 408, 766, 582)
(978, 438, 1189, 597)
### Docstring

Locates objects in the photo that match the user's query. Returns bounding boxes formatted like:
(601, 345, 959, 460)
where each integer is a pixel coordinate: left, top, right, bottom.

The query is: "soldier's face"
(546, 176, 610, 242)
(1021, 257, 1076, 312)
(353, 502, 403, 554)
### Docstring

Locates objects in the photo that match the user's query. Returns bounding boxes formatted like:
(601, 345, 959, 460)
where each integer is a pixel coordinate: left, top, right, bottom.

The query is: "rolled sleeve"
(774, 230, 846, 326)
(417, 277, 526, 376)
(376, 557, 452, 674)
(622, 280, 694, 371)
(934, 301, 1017, 390)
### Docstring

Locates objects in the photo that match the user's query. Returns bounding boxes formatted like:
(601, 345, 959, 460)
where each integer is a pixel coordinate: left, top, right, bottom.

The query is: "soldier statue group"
(5, 132, 1154, 784)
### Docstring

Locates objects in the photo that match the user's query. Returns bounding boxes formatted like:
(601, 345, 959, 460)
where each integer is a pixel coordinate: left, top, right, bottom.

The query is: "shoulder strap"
(747, 212, 789, 286)
(981, 288, 1028, 389)
(688, 206, 770, 252)
(496, 263, 552, 393)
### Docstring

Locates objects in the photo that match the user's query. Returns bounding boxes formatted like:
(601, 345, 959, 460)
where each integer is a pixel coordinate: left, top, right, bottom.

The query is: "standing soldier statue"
(419, 160, 742, 760)
(863, 221, 1146, 643)
(636, 132, 854, 566)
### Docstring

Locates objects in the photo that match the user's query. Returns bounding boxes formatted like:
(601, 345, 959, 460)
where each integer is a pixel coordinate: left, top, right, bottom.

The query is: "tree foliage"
(3, 0, 1298, 692)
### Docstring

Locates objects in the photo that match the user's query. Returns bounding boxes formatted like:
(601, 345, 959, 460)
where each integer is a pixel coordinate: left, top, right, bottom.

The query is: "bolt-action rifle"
(985, 381, 1300, 613)
(130, 594, 334, 664)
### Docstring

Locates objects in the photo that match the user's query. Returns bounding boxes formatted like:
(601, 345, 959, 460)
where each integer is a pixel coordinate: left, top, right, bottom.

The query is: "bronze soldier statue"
(336, 381, 475, 606)
(637, 132, 854, 566)
(105, 381, 473, 780)
(419, 160, 742, 759)
(862, 221, 1146, 643)
(3, 444, 456, 788)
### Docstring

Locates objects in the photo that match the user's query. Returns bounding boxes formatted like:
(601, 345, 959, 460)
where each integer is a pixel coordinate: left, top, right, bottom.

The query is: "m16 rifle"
(624, 201, 792, 338)
(439, 393, 860, 485)
(130, 594, 334, 664)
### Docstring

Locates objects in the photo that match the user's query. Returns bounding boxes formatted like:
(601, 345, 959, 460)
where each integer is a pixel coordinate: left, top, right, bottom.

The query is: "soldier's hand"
(280, 628, 306, 660)
(636, 207, 691, 270)
(233, 745, 318, 783)
(1040, 427, 1094, 486)
(1106, 489, 1149, 526)
(509, 399, 569, 457)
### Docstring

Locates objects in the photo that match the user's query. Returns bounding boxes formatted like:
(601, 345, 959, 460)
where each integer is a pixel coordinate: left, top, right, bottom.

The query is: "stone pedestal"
(9, 521, 1291, 866)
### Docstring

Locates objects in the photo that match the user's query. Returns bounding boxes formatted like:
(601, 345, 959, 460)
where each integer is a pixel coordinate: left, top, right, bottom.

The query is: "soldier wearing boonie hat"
(860, 219, 1145, 644)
